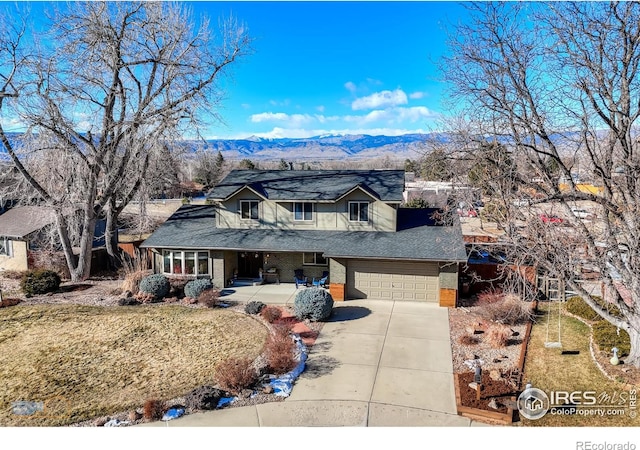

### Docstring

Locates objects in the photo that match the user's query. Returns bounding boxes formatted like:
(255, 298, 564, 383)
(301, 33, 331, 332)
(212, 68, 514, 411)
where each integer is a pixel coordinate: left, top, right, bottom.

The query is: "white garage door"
(346, 260, 440, 302)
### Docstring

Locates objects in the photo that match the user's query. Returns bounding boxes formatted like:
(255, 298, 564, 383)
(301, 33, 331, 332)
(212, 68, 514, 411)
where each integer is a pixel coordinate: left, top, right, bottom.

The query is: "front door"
(238, 251, 264, 278)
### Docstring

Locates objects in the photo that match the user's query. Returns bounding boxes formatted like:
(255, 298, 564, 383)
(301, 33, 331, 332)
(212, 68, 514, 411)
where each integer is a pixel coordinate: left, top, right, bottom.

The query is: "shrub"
(293, 288, 334, 322)
(486, 324, 512, 348)
(260, 305, 282, 323)
(167, 277, 189, 298)
(121, 270, 149, 295)
(214, 357, 258, 395)
(479, 293, 534, 325)
(138, 274, 170, 300)
(20, 269, 61, 295)
(566, 295, 622, 322)
(264, 325, 297, 375)
(184, 278, 214, 299)
(476, 288, 504, 305)
(592, 321, 631, 357)
(458, 334, 480, 346)
(197, 289, 220, 308)
(245, 301, 266, 315)
(184, 385, 224, 411)
(143, 399, 165, 421)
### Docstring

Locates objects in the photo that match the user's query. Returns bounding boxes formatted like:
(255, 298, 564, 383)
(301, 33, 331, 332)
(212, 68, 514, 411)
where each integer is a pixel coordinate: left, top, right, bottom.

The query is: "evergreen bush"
(293, 287, 334, 321)
(184, 278, 214, 299)
(20, 270, 61, 295)
(138, 274, 170, 299)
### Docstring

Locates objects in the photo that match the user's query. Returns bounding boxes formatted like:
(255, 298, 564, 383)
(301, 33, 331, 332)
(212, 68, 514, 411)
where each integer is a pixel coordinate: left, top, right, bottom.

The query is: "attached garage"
(346, 259, 440, 302)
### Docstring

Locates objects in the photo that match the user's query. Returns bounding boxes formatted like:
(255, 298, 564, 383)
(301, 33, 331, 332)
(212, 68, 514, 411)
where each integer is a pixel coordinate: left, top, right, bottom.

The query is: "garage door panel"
(347, 260, 440, 302)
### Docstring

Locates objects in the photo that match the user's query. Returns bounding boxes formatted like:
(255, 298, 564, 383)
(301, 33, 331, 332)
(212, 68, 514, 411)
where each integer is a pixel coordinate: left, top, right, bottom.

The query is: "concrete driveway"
(141, 291, 481, 427)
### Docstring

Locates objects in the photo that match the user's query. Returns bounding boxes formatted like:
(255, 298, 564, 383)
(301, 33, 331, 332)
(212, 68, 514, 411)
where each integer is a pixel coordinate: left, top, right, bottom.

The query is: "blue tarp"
(161, 408, 185, 421)
(269, 335, 308, 397)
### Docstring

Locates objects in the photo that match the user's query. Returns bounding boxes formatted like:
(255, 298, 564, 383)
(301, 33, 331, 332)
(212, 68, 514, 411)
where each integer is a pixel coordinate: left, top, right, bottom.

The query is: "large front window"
(349, 202, 369, 222)
(294, 202, 313, 221)
(163, 250, 209, 276)
(303, 252, 327, 266)
(240, 200, 259, 220)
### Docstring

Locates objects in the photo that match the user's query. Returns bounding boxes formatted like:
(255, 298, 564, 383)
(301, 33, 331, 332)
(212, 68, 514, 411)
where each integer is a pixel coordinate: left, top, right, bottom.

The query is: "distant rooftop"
(0, 206, 56, 239)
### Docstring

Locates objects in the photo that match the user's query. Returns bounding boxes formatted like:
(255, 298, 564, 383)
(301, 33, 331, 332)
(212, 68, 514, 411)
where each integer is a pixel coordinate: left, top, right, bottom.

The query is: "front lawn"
(0, 304, 268, 426)
(520, 303, 637, 426)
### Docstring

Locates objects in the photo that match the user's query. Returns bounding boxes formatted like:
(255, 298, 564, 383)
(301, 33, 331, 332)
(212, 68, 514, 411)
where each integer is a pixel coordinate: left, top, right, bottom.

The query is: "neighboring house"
(0, 206, 57, 272)
(0, 205, 110, 273)
(141, 170, 467, 305)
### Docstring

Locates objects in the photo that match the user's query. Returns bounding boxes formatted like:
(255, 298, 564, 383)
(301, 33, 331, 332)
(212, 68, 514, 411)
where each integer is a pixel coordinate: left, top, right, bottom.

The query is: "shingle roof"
(207, 170, 406, 202)
(141, 205, 467, 263)
(0, 206, 56, 239)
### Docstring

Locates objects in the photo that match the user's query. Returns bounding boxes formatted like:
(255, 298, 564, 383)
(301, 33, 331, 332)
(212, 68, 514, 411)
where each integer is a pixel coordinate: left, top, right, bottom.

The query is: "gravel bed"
(449, 306, 526, 373)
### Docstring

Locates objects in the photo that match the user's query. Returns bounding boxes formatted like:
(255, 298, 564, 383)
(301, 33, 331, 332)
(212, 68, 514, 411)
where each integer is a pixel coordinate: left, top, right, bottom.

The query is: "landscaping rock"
(0, 298, 21, 308)
(94, 417, 108, 427)
(489, 369, 501, 381)
(118, 297, 141, 306)
(184, 386, 224, 411)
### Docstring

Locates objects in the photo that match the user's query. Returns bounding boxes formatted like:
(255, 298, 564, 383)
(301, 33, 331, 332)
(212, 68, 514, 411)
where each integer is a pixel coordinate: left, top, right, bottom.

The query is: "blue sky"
(203, 1, 468, 139)
(1, 1, 469, 140)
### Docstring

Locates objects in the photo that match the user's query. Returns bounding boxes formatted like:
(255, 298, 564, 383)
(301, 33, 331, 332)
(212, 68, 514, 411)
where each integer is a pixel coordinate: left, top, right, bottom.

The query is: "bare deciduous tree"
(0, 2, 251, 280)
(442, 1, 640, 367)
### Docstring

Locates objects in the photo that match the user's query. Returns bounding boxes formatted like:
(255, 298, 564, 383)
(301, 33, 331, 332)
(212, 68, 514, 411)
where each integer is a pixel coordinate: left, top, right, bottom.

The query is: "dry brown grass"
(0, 304, 268, 426)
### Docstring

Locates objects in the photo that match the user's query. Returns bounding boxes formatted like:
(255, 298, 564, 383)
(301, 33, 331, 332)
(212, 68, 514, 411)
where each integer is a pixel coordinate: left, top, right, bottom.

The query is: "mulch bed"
(457, 371, 518, 414)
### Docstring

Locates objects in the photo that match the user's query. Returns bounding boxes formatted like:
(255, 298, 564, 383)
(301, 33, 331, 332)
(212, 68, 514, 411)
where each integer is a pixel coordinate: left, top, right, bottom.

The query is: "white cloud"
(409, 91, 425, 99)
(344, 81, 357, 93)
(269, 99, 290, 107)
(316, 105, 325, 112)
(343, 106, 435, 126)
(251, 112, 290, 123)
(351, 89, 408, 111)
(250, 112, 316, 128)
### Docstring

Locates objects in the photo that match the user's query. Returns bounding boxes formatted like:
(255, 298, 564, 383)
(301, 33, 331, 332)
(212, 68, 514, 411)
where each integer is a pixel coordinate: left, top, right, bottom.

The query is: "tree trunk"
(624, 319, 640, 368)
(105, 199, 120, 270)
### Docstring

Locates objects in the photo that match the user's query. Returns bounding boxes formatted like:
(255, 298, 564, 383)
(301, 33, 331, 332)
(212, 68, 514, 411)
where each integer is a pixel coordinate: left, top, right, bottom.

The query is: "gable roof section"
(141, 205, 467, 263)
(0, 206, 56, 239)
(208, 170, 405, 202)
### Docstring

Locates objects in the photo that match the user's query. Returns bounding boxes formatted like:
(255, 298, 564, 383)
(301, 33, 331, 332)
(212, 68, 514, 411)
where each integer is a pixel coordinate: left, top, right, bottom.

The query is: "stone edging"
(562, 309, 635, 390)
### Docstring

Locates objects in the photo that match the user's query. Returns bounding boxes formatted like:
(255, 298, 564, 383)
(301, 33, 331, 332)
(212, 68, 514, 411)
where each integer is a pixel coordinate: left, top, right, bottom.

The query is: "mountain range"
(191, 133, 436, 161)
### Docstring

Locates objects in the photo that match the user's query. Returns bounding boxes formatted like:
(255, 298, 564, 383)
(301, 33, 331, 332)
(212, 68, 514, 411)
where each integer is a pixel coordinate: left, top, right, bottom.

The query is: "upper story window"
(294, 202, 313, 221)
(349, 201, 369, 222)
(0, 237, 12, 256)
(240, 200, 259, 220)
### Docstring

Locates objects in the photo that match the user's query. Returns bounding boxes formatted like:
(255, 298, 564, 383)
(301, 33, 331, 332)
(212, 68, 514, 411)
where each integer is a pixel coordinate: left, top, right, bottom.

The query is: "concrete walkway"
(141, 285, 484, 427)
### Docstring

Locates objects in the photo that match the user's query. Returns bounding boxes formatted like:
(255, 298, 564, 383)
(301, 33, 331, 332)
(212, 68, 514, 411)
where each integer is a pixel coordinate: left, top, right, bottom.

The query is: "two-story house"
(140, 169, 467, 306)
